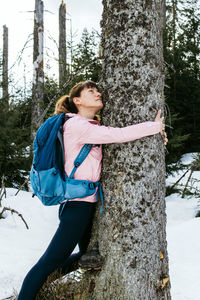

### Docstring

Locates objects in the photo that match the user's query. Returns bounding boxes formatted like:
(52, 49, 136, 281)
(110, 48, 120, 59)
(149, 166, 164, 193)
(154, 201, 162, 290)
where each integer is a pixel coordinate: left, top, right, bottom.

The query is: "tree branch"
(0, 175, 6, 207)
(0, 206, 29, 229)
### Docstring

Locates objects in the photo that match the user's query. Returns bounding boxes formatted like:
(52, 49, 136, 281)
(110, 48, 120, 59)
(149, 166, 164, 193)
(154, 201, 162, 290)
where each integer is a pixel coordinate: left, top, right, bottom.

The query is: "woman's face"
(74, 87, 103, 111)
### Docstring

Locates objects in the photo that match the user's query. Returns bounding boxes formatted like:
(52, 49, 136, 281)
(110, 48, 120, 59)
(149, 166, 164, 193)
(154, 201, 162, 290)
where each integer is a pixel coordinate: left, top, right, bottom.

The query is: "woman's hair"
(54, 80, 99, 115)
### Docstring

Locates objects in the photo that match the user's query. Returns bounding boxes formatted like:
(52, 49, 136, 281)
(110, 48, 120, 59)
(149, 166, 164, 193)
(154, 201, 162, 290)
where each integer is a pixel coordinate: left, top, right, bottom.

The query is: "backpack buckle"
(89, 182, 95, 190)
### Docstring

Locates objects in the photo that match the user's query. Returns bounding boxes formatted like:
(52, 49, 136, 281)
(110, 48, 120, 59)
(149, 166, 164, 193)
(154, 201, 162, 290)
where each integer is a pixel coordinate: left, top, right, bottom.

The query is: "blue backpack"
(30, 113, 103, 214)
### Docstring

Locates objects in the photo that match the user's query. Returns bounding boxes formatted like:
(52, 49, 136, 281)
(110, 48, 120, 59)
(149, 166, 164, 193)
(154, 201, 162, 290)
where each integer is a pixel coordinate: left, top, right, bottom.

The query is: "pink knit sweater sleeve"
(66, 117, 161, 145)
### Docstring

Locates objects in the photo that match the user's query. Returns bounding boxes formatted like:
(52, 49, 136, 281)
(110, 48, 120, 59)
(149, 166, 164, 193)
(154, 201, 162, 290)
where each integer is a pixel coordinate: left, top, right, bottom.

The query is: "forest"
(0, 0, 199, 188)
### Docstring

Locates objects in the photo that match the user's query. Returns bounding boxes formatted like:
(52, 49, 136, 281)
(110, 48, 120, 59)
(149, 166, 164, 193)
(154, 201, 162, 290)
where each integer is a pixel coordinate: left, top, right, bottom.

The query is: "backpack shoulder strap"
(56, 115, 71, 176)
(58, 115, 93, 179)
(68, 144, 93, 179)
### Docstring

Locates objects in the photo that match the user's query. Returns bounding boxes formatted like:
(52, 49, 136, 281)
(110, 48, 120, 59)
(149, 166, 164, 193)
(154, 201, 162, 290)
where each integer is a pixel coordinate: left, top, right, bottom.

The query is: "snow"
(0, 189, 59, 298)
(166, 196, 200, 300)
(165, 152, 200, 300)
(0, 153, 200, 299)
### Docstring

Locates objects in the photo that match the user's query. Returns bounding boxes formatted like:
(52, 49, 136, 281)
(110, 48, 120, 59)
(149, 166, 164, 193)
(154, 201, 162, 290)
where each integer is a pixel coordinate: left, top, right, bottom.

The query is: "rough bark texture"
(163, 0, 166, 27)
(59, 1, 67, 87)
(32, 0, 44, 137)
(74, 1, 171, 299)
(3, 25, 9, 104)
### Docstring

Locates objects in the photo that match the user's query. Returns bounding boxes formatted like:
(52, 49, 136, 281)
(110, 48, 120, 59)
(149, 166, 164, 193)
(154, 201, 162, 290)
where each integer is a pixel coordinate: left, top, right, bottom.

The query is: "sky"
(0, 0, 103, 86)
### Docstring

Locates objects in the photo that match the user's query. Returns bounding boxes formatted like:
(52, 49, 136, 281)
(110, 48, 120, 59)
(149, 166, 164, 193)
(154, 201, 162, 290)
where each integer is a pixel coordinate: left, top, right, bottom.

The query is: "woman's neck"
(77, 110, 96, 120)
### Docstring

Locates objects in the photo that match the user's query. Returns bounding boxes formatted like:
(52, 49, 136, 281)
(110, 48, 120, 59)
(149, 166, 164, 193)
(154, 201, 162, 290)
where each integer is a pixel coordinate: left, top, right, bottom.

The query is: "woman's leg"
(60, 210, 95, 274)
(17, 201, 96, 300)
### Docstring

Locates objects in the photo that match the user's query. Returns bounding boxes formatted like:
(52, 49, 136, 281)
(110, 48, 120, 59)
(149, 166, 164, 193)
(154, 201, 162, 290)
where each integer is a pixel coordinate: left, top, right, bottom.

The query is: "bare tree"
(32, 0, 44, 138)
(3, 25, 9, 107)
(73, 1, 171, 299)
(59, 1, 67, 87)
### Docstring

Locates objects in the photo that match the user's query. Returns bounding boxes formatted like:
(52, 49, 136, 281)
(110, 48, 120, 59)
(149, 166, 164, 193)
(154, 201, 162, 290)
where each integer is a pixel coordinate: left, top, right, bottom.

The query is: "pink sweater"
(63, 113, 161, 203)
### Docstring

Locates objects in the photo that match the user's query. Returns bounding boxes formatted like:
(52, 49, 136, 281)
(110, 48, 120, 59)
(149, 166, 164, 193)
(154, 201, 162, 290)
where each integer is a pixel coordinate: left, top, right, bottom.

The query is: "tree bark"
(59, 1, 67, 87)
(74, 1, 171, 299)
(3, 25, 9, 106)
(163, 0, 166, 28)
(172, 0, 178, 104)
(32, 0, 44, 138)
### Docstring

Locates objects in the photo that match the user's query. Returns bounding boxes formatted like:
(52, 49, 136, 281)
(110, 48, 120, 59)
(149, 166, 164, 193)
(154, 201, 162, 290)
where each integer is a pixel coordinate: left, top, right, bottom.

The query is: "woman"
(17, 80, 167, 299)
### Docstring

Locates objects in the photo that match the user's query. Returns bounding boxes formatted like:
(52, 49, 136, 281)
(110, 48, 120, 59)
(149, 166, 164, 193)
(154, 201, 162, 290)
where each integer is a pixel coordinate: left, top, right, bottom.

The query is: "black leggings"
(17, 201, 96, 300)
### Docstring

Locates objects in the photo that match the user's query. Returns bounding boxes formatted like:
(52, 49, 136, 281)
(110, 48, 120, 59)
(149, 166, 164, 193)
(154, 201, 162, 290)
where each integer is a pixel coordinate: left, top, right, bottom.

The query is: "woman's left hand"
(155, 109, 165, 133)
(155, 109, 168, 145)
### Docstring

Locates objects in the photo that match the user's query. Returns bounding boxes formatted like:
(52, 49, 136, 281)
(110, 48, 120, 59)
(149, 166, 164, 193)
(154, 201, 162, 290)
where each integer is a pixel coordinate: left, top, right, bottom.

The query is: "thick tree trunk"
(59, 1, 67, 87)
(74, 1, 171, 299)
(32, 0, 44, 138)
(3, 25, 9, 106)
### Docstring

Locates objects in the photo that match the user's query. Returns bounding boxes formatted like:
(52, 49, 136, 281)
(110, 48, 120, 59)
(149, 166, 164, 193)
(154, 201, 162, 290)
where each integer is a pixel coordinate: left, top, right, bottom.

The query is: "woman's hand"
(155, 109, 168, 145)
(163, 131, 168, 146)
(155, 109, 165, 132)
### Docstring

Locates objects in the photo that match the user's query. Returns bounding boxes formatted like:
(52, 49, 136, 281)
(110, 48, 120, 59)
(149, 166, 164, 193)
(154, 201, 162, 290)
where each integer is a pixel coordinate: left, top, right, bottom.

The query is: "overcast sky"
(0, 0, 103, 85)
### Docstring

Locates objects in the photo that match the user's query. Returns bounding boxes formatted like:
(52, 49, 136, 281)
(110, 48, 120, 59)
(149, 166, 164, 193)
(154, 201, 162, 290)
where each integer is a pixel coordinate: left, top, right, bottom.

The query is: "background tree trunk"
(32, 0, 44, 138)
(3, 25, 9, 107)
(163, 0, 166, 27)
(59, 1, 67, 87)
(75, 0, 171, 299)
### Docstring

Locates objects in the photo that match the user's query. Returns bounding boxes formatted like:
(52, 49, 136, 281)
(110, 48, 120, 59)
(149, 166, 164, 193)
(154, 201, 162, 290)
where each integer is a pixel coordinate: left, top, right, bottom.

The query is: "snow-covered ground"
(0, 189, 60, 298)
(166, 153, 200, 300)
(0, 153, 200, 299)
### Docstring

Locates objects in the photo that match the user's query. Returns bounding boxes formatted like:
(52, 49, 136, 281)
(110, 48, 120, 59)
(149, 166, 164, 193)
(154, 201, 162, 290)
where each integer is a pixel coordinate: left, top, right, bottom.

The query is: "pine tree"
(72, 1, 171, 298)
(164, 0, 200, 170)
(178, 0, 200, 150)
(70, 28, 101, 83)
(0, 95, 31, 188)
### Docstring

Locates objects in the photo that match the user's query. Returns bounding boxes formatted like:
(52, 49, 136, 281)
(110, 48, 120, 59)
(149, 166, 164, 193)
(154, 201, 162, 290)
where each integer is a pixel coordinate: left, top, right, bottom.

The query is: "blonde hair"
(54, 95, 70, 115)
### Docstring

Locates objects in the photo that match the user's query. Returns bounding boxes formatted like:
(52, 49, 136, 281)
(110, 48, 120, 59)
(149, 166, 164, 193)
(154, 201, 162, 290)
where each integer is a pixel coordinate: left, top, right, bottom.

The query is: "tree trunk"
(74, 1, 171, 299)
(3, 25, 9, 107)
(172, 0, 177, 104)
(59, 1, 67, 87)
(163, 0, 166, 27)
(32, 0, 44, 138)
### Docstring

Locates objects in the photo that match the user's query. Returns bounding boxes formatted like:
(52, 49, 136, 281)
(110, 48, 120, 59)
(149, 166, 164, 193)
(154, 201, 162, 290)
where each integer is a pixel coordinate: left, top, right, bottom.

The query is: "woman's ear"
(73, 97, 81, 106)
